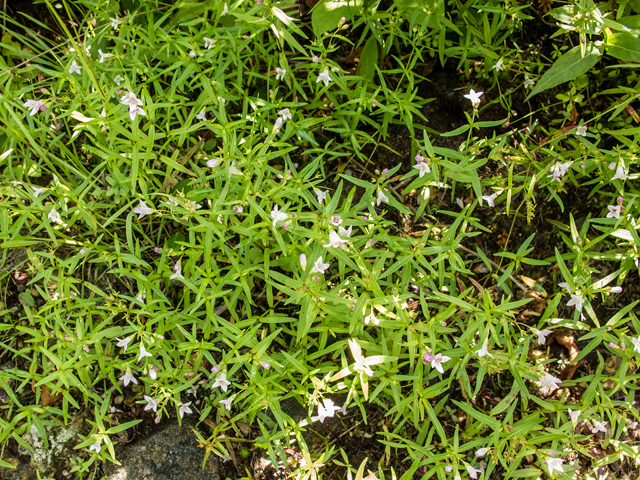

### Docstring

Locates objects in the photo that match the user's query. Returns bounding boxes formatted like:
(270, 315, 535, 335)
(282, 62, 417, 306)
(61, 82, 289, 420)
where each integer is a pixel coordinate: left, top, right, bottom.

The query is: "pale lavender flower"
(132, 200, 154, 219)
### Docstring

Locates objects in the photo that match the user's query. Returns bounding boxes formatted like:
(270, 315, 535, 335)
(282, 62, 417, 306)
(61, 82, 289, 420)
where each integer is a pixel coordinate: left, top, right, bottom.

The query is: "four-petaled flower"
(311, 256, 330, 274)
(144, 395, 159, 412)
(129, 105, 146, 121)
(98, 49, 111, 63)
(567, 293, 585, 312)
(204, 37, 215, 49)
(212, 373, 231, 392)
(279, 108, 292, 121)
(466, 465, 483, 479)
(69, 60, 81, 75)
(89, 440, 101, 454)
(607, 204, 623, 219)
(23, 99, 44, 116)
(170, 262, 184, 280)
(364, 313, 379, 326)
(464, 89, 483, 107)
(631, 336, 640, 353)
(119, 369, 137, 387)
(612, 165, 629, 181)
(317, 69, 332, 87)
(492, 58, 504, 71)
(114, 75, 125, 86)
(133, 200, 154, 219)
(558, 282, 572, 293)
(196, 109, 206, 121)
(330, 215, 342, 226)
(482, 193, 497, 207)
(377, 190, 389, 206)
(48, 208, 61, 223)
(576, 125, 587, 137)
(138, 343, 153, 361)
(271, 205, 288, 228)
(532, 328, 554, 345)
(110, 16, 120, 29)
(349, 339, 374, 377)
(414, 161, 430, 178)
(524, 76, 535, 89)
(219, 396, 234, 411)
(476, 342, 494, 359)
(592, 420, 608, 433)
(275, 67, 286, 81)
(30, 185, 45, 197)
(568, 408, 581, 424)
(312, 398, 341, 423)
(316, 190, 327, 204)
(323, 230, 344, 249)
(116, 336, 133, 352)
(430, 353, 451, 374)
(178, 401, 192, 418)
(546, 457, 564, 475)
(539, 372, 562, 394)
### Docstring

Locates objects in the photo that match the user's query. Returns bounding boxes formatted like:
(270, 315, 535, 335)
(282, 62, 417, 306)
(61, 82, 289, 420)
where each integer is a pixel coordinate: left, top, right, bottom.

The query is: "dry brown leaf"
(552, 331, 580, 380)
(41, 384, 63, 406)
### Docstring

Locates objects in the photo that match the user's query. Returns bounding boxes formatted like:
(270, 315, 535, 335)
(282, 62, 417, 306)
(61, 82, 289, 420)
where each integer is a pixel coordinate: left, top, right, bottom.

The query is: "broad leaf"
(607, 33, 640, 63)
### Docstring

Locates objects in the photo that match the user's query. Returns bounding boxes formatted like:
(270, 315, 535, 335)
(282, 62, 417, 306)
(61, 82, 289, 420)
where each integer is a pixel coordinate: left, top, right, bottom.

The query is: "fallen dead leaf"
(552, 331, 580, 381)
(41, 384, 63, 406)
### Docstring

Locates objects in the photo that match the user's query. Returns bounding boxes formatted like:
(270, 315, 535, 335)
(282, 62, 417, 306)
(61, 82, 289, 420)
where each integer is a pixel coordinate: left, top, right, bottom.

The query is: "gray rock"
(103, 418, 221, 480)
(0, 456, 34, 480)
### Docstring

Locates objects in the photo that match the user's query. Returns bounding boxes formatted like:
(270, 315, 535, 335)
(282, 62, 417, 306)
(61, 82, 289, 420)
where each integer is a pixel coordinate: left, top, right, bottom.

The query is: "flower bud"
(154, 247, 162, 254)
(610, 286, 623, 293)
(262, 362, 270, 369)
(211, 365, 220, 374)
(189, 50, 196, 57)
(475, 448, 488, 457)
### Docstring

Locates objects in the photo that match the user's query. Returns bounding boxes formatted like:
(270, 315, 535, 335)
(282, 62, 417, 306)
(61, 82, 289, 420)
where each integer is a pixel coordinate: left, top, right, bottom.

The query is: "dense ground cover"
(1, 0, 640, 478)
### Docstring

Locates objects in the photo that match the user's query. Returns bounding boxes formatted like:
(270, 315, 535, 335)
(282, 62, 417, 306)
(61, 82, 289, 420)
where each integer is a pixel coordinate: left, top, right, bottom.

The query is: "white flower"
(138, 343, 153, 361)
(413, 161, 430, 178)
(120, 91, 143, 108)
(612, 166, 629, 181)
(119, 369, 137, 387)
(475, 447, 488, 457)
(476, 342, 494, 359)
(546, 457, 564, 475)
(547, 165, 563, 183)
(212, 373, 231, 392)
(270, 205, 288, 228)
(316, 189, 328, 204)
(430, 353, 451, 374)
(219, 396, 234, 411)
(299, 253, 307, 270)
(196, 109, 206, 121)
(377, 190, 389, 206)
(228, 161, 242, 176)
(323, 230, 344, 249)
(311, 256, 330, 274)
(275, 67, 286, 81)
(576, 125, 587, 136)
(312, 399, 341, 423)
(279, 108, 292, 121)
(114, 75, 125, 86)
(607, 205, 623, 219)
(170, 262, 184, 280)
(136, 291, 145, 303)
(98, 49, 111, 63)
(23, 99, 44, 116)
(364, 313, 379, 326)
(558, 282, 572, 293)
(338, 225, 352, 237)
(30, 185, 45, 197)
(148, 365, 157, 380)
(349, 339, 374, 377)
(69, 60, 81, 75)
(274, 116, 283, 131)
(204, 37, 215, 49)
(482, 193, 497, 207)
(466, 465, 483, 479)
(129, 105, 146, 121)
(317, 69, 333, 87)
(568, 408, 581, 424)
(567, 293, 585, 311)
(532, 328, 553, 345)
(539, 372, 562, 394)
(110, 16, 120, 29)
(144, 395, 159, 412)
(492, 58, 504, 71)
(48, 208, 61, 223)
(558, 161, 573, 176)
(592, 420, 608, 433)
(178, 401, 192, 418)
(132, 200, 154, 219)
(456, 197, 464, 209)
(221, 3, 229, 15)
(207, 158, 219, 168)
(116, 336, 133, 352)
(631, 336, 640, 353)
(330, 215, 342, 226)
(89, 440, 101, 454)
(524, 76, 535, 89)
(464, 89, 483, 106)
